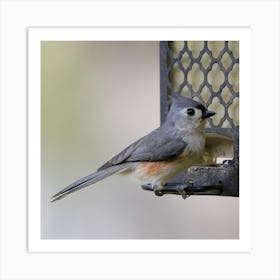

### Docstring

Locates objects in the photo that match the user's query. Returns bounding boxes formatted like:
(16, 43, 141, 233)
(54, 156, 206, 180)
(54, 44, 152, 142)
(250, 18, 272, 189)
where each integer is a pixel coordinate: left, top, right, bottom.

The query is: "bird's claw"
(142, 183, 191, 199)
(141, 183, 164, 197)
(177, 185, 190, 199)
(154, 189, 164, 196)
(153, 185, 164, 196)
(153, 185, 164, 197)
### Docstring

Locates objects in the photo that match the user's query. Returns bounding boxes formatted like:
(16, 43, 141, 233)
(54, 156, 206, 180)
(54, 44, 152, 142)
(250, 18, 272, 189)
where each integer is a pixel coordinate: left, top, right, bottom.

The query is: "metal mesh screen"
(161, 41, 239, 139)
(158, 41, 239, 197)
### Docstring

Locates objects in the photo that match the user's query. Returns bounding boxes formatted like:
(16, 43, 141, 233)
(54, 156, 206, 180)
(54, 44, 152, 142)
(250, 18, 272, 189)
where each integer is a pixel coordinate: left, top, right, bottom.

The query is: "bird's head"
(167, 95, 216, 132)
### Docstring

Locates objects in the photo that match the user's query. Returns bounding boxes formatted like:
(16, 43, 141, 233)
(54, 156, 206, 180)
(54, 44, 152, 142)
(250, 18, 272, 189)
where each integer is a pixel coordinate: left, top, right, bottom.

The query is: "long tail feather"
(51, 164, 129, 202)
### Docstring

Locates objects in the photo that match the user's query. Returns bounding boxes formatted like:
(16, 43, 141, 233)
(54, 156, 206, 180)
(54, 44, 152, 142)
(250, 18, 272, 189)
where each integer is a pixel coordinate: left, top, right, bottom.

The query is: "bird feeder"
(143, 41, 239, 197)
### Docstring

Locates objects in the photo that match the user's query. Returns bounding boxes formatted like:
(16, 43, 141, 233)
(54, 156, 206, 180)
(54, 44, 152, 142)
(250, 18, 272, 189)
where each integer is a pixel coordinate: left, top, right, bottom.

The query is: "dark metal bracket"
(142, 160, 239, 198)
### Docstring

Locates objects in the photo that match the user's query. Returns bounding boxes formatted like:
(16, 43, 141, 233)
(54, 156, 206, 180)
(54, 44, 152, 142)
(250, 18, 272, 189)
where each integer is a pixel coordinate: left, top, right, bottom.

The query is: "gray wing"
(97, 128, 186, 171)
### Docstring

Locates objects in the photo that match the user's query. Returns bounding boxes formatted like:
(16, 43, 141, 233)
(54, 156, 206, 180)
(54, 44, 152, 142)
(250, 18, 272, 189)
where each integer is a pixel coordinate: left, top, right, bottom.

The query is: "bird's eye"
(187, 108, 195, 116)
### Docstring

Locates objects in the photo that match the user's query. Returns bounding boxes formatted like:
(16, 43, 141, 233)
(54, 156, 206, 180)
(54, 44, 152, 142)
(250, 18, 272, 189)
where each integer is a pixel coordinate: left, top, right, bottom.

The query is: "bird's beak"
(202, 110, 216, 119)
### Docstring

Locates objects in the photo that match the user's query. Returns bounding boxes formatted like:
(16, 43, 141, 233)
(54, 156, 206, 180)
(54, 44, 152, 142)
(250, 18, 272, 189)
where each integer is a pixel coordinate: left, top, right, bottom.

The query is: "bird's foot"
(154, 189, 164, 197)
(141, 183, 164, 196)
(153, 185, 164, 197)
(177, 185, 190, 199)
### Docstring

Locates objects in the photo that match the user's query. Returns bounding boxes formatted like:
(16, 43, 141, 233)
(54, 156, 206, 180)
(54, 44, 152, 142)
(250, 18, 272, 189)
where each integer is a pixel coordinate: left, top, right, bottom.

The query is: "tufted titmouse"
(51, 95, 215, 202)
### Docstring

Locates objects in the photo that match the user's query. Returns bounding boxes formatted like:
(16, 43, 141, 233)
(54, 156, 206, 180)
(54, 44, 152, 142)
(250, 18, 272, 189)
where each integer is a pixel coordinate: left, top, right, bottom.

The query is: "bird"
(51, 95, 215, 202)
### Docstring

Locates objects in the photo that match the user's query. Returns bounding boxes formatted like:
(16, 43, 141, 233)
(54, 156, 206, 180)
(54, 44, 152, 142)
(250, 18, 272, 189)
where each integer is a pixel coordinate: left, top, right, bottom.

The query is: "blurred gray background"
(41, 41, 239, 239)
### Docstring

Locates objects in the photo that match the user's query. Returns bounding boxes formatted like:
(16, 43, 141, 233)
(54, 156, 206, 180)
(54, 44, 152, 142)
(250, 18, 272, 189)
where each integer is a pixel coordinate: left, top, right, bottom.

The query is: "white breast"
(182, 133, 205, 157)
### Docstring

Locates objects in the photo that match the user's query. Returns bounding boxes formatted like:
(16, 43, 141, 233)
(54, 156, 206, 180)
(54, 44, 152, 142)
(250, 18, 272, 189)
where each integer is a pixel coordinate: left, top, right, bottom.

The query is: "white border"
(28, 27, 252, 253)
